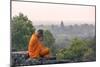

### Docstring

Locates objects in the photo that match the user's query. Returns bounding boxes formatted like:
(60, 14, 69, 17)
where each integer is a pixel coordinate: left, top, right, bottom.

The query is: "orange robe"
(28, 34, 50, 59)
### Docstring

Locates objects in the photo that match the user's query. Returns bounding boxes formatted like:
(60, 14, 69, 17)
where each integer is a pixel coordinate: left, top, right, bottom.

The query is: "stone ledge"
(11, 51, 71, 66)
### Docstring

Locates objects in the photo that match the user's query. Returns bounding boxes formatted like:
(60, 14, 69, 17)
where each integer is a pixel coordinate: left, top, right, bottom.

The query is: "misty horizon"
(32, 21, 95, 26)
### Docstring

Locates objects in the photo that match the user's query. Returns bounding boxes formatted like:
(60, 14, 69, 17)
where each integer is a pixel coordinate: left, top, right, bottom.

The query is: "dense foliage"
(11, 13, 35, 51)
(56, 37, 96, 62)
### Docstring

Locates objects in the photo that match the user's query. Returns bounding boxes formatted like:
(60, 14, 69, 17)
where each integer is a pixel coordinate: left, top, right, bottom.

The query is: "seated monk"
(28, 29, 50, 59)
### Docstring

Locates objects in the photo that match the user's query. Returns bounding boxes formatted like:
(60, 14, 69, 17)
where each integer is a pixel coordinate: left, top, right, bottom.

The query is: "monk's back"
(28, 34, 40, 58)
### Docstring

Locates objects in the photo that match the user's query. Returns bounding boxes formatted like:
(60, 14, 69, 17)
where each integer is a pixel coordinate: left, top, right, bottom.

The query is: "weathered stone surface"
(11, 51, 71, 66)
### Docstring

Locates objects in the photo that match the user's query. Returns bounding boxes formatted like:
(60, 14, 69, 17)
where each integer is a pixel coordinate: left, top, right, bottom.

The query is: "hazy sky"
(12, 1, 95, 25)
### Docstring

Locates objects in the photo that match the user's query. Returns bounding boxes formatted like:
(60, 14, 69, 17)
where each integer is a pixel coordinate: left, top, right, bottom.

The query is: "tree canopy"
(56, 37, 96, 62)
(11, 13, 35, 51)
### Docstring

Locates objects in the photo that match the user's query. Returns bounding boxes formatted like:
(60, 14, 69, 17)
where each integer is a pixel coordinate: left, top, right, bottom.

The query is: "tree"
(11, 13, 35, 51)
(56, 37, 96, 62)
(82, 37, 96, 61)
(43, 30, 56, 55)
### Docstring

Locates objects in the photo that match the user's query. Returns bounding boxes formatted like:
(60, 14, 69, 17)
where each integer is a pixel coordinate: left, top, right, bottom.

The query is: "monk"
(28, 29, 50, 59)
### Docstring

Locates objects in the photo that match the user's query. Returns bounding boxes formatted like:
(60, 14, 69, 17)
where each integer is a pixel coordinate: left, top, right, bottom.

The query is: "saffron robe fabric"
(28, 34, 50, 59)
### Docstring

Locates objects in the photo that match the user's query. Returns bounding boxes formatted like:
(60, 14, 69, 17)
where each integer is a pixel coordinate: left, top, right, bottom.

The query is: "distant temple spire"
(60, 20, 64, 28)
